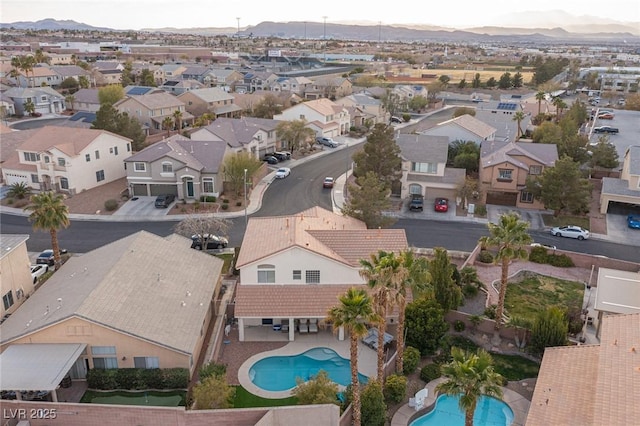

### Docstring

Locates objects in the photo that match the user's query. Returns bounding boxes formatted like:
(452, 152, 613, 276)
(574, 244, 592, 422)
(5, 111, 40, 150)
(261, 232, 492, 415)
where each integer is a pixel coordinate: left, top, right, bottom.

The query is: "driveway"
(486, 206, 546, 230)
(606, 213, 640, 246)
(112, 196, 174, 216)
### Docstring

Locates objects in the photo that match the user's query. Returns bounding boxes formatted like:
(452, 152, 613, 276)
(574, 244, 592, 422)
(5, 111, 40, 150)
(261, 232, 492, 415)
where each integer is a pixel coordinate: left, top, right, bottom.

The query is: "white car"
(30, 264, 49, 284)
(550, 226, 590, 240)
(275, 167, 291, 179)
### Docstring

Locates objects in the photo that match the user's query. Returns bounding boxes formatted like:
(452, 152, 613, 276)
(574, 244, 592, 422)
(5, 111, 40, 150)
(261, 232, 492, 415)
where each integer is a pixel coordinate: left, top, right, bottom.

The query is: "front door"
(186, 180, 194, 198)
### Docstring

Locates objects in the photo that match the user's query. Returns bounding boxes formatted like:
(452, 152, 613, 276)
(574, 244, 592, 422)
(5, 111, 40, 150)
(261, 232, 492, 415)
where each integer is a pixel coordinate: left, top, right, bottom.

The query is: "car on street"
(628, 214, 640, 229)
(594, 126, 619, 134)
(434, 198, 449, 212)
(317, 137, 339, 148)
(154, 194, 176, 208)
(262, 154, 279, 164)
(550, 225, 590, 240)
(597, 112, 614, 120)
(30, 264, 49, 284)
(390, 116, 403, 124)
(323, 177, 334, 188)
(409, 194, 424, 211)
(190, 234, 229, 250)
(275, 167, 291, 179)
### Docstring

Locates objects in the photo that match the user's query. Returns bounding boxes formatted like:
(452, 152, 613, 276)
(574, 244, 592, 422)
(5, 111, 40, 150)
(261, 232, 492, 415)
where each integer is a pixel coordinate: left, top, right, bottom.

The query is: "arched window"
(257, 264, 275, 283)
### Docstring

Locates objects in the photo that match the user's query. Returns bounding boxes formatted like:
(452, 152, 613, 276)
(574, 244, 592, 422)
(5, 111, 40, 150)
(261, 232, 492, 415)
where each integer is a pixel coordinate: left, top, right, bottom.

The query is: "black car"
(262, 155, 279, 164)
(191, 234, 229, 250)
(36, 249, 67, 266)
(594, 126, 619, 134)
(271, 152, 288, 161)
(409, 194, 424, 211)
(154, 194, 176, 208)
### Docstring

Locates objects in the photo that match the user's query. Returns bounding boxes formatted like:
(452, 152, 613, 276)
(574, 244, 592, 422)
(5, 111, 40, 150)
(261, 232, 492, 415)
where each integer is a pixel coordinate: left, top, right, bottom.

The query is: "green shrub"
(462, 283, 479, 297)
(453, 320, 466, 332)
(528, 246, 549, 263)
(402, 346, 421, 375)
(200, 196, 217, 202)
(474, 204, 487, 217)
(449, 335, 479, 352)
(140, 368, 165, 389)
(221, 204, 229, 210)
(163, 368, 189, 389)
(401, 113, 411, 122)
(548, 254, 574, 267)
(6, 198, 14, 205)
(420, 363, 441, 383)
(477, 250, 494, 263)
(222, 199, 229, 204)
(115, 368, 139, 389)
(383, 374, 407, 403)
(87, 369, 117, 390)
(361, 381, 386, 426)
(199, 362, 227, 380)
(484, 304, 497, 319)
(104, 199, 118, 211)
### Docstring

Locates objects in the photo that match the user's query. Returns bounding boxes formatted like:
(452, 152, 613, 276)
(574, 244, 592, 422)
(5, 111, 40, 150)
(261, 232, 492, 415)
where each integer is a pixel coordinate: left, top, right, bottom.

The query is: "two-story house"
(158, 64, 188, 84)
(124, 134, 227, 199)
(1, 235, 32, 320)
(304, 76, 353, 100)
(234, 207, 408, 342)
(50, 65, 93, 88)
(91, 61, 124, 86)
(190, 117, 279, 158)
(270, 76, 312, 97)
(273, 98, 350, 138)
(2, 87, 65, 116)
(159, 79, 204, 96)
(335, 93, 389, 127)
(207, 68, 243, 92)
(1, 126, 132, 195)
(177, 87, 242, 119)
(600, 145, 640, 213)
(114, 91, 192, 133)
(479, 140, 558, 209)
(234, 71, 279, 94)
(397, 134, 466, 201)
(420, 114, 496, 145)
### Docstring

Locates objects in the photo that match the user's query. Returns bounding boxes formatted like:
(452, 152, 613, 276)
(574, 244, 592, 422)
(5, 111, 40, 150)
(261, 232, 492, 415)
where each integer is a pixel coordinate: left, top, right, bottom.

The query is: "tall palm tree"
(327, 287, 380, 426)
(173, 110, 183, 132)
(479, 213, 532, 333)
(436, 347, 504, 426)
(24, 192, 70, 270)
(552, 97, 567, 121)
(535, 90, 546, 116)
(512, 111, 525, 140)
(162, 116, 174, 137)
(65, 94, 76, 112)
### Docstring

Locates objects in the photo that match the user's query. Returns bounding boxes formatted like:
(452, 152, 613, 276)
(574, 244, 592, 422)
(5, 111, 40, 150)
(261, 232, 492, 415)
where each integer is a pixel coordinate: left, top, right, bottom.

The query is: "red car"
(434, 198, 448, 212)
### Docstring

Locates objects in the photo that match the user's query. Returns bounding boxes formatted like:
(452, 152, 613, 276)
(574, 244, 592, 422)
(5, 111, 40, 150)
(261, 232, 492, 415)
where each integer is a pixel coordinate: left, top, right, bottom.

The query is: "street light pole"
(322, 16, 327, 63)
(244, 168, 248, 227)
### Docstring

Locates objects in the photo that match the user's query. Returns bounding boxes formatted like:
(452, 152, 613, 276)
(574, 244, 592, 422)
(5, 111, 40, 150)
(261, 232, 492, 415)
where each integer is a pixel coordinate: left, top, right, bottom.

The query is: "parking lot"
(588, 109, 639, 160)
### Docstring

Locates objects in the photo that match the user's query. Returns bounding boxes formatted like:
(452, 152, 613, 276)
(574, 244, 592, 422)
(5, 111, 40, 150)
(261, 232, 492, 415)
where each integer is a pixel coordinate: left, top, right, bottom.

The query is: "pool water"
(410, 394, 513, 426)
(249, 347, 368, 392)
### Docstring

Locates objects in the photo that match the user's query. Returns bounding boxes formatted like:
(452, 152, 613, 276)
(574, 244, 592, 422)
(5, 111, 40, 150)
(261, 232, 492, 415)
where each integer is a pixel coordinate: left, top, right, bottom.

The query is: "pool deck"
(238, 332, 378, 399)
(390, 378, 530, 426)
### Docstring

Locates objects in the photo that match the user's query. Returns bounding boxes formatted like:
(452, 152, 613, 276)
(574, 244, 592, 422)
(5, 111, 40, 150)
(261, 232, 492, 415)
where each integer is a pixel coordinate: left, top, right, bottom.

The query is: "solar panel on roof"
(127, 87, 152, 95)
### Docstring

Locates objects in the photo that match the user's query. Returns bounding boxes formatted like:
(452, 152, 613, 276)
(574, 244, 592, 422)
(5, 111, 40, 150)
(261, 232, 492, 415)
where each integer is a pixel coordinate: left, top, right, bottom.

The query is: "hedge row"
(86, 368, 189, 390)
(529, 246, 574, 267)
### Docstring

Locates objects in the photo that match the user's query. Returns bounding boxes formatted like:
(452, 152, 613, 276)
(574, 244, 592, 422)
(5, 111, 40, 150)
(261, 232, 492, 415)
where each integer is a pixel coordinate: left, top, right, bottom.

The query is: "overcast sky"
(2, 0, 639, 30)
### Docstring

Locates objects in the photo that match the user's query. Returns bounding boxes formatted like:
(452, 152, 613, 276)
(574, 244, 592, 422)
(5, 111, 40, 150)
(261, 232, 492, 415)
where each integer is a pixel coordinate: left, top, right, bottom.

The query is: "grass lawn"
(233, 386, 297, 408)
(491, 354, 540, 381)
(541, 214, 590, 230)
(80, 390, 186, 406)
(215, 253, 235, 274)
(505, 274, 584, 322)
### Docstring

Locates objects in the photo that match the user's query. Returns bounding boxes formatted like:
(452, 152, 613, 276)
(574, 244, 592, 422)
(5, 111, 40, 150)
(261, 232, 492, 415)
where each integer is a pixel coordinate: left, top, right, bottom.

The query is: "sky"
(1, 0, 639, 30)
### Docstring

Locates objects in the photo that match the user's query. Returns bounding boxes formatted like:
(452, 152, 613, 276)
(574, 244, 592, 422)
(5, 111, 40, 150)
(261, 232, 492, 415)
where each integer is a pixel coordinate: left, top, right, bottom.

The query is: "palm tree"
(552, 97, 567, 121)
(173, 110, 183, 132)
(327, 287, 380, 426)
(535, 90, 546, 116)
(65, 94, 76, 112)
(162, 116, 174, 137)
(7, 182, 32, 200)
(512, 111, 525, 140)
(436, 347, 504, 426)
(24, 192, 70, 270)
(478, 213, 532, 334)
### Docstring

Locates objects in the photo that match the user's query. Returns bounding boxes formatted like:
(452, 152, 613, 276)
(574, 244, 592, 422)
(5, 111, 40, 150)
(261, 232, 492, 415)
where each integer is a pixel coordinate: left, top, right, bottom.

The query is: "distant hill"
(0, 18, 112, 32)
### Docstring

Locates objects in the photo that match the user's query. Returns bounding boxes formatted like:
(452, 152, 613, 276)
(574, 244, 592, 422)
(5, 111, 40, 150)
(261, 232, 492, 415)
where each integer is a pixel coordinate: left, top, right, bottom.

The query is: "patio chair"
(412, 388, 428, 411)
(298, 319, 309, 333)
(309, 318, 318, 333)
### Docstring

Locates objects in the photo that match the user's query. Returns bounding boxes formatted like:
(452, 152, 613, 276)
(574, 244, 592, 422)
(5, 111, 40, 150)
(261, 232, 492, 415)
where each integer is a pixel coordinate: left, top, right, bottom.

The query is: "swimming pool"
(410, 394, 513, 426)
(249, 347, 368, 392)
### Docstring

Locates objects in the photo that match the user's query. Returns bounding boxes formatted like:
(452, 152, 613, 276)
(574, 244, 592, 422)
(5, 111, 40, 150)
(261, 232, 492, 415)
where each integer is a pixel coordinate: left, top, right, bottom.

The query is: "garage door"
(149, 184, 178, 196)
(132, 184, 148, 196)
(426, 188, 455, 200)
(486, 191, 517, 206)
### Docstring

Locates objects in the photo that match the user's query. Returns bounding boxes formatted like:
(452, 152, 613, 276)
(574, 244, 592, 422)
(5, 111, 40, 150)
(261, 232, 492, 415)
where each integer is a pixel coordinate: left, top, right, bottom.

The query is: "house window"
(498, 169, 512, 181)
(23, 152, 40, 162)
(44, 156, 50, 163)
(2, 291, 14, 310)
(91, 346, 116, 355)
(58, 158, 66, 167)
(293, 270, 302, 280)
(92, 358, 118, 369)
(529, 165, 542, 175)
(126, 143, 131, 152)
(95, 150, 100, 159)
(411, 162, 437, 174)
(134, 357, 159, 369)
(86, 154, 91, 162)
(257, 264, 275, 283)
(31, 174, 39, 183)
(60, 177, 69, 189)
(134, 162, 146, 172)
(96, 170, 105, 182)
(299, 114, 305, 120)
(162, 162, 173, 173)
(520, 191, 534, 203)
(305, 270, 320, 284)
(113, 146, 118, 155)
(202, 178, 214, 193)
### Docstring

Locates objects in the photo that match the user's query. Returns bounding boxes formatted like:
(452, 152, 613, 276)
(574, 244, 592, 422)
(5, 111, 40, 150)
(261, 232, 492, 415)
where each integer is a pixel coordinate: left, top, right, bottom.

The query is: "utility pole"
(244, 168, 248, 227)
(322, 16, 328, 63)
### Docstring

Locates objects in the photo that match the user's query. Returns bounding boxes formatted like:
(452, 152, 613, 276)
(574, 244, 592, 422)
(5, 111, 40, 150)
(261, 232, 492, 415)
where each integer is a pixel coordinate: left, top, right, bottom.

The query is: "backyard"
(80, 390, 186, 406)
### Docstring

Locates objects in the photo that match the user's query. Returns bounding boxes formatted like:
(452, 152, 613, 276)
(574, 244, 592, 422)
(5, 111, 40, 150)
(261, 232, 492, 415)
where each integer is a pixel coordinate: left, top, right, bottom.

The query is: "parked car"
(594, 126, 619, 134)
(154, 194, 176, 208)
(597, 113, 614, 120)
(35, 249, 67, 266)
(190, 234, 228, 250)
(30, 264, 49, 284)
(275, 167, 291, 179)
(323, 177, 334, 188)
(530, 242, 557, 250)
(409, 194, 424, 211)
(550, 225, 590, 240)
(627, 214, 640, 229)
(262, 154, 279, 164)
(274, 151, 291, 160)
(317, 137, 339, 148)
(434, 198, 449, 212)
(390, 116, 403, 124)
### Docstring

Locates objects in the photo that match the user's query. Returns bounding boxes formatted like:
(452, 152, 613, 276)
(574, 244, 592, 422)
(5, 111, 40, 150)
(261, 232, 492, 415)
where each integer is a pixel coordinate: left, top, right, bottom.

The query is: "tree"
(292, 370, 340, 405)
(485, 77, 497, 88)
(65, 94, 76, 111)
(192, 375, 235, 409)
(120, 61, 134, 87)
(222, 151, 263, 196)
(60, 77, 80, 93)
(92, 105, 145, 151)
(427, 80, 447, 101)
(456, 176, 481, 210)
(512, 111, 526, 140)
(252, 93, 284, 118)
(34, 49, 50, 65)
(360, 380, 386, 426)
(471, 73, 481, 88)
(530, 307, 568, 356)
(172, 110, 183, 132)
(380, 90, 404, 117)
(532, 121, 563, 144)
(429, 248, 462, 312)
(352, 123, 401, 189)
(78, 75, 90, 89)
(276, 119, 315, 152)
(342, 171, 394, 229)
(326, 287, 380, 426)
(525, 155, 592, 217)
(404, 297, 449, 355)
(552, 97, 567, 121)
(24, 192, 70, 270)
(139, 69, 156, 86)
(7, 182, 31, 200)
(478, 212, 532, 333)
(624, 93, 640, 111)
(452, 107, 476, 118)
(535, 90, 546, 116)
(506, 316, 532, 349)
(173, 217, 231, 255)
(23, 99, 36, 116)
(457, 79, 466, 89)
(590, 138, 620, 169)
(438, 75, 450, 86)
(12, 55, 36, 87)
(162, 116, 174, 137)
(512, 72, 523, 88)
(498, 72, 512, 89)
(408, 95, 428, 112)
(98, 85, 125, 106)
(436, 347, 504, 426)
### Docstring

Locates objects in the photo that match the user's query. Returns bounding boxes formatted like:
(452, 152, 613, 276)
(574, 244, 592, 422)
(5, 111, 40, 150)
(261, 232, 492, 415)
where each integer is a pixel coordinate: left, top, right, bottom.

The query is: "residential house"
(0, 231, 224, 379)
(273, 98, 350, 138)
(177, 87, 242, 119)
(159, 79, 204, 95)
(420, 114, 497, 145)
(13, 65, 59, 88)
(2, 87, 65, 116)
(304, 76, 353, 100)
(1, 126, 132, 195)
(124, 85, 161, 96)
(235, 71, 279, 94)
(234, 207, 408, 342)
(0, 129, 38, 184)
(114, 91, 192, 133)
(181, 65, 220, 86)
(158, 64, 188, 84)
(70, 88, 100, 112)
(0, 93, 16, 117)
(49, 65, 92, 88)
(396, 134, 466, 201)
(270, 76, 312, 97)
(190, 117, 279, 158)
(526, 313, 639, 425)
(591, 267, 640, 338)
(207, 68, 243, 92)
(599, 145, 640, 213)
(91, 61, 124, 86)
(393, 85, 429, 105)
(0, 235, 32, 319)
(335, 93, 389, 126)
(474, 101, 529, 142)
(479, 140, 558, 209)
(124, 134, 226, 199)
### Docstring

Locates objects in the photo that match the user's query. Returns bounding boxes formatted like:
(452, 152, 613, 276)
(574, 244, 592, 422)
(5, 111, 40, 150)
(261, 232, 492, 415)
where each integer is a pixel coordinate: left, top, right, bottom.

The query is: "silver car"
(550, 226, 590, 240)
